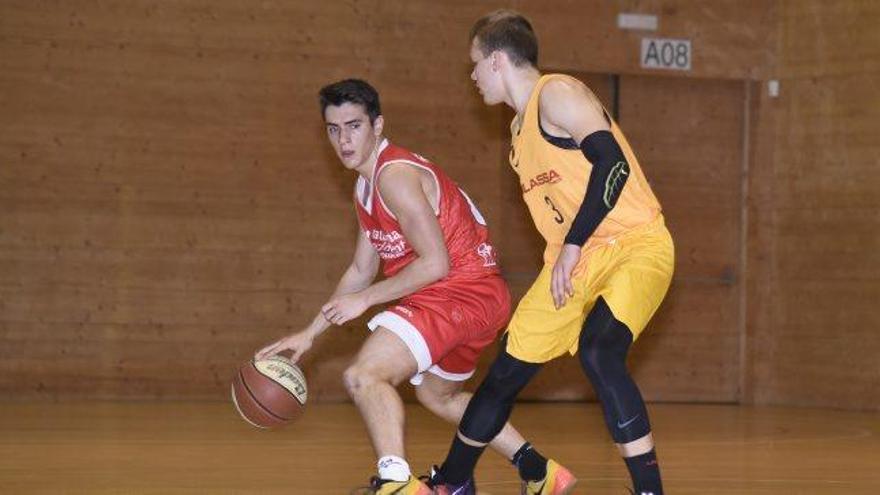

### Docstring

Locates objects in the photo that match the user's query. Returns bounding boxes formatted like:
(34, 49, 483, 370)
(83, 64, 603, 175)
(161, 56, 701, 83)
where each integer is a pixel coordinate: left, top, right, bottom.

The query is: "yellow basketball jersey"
(509, 74, 662, 267)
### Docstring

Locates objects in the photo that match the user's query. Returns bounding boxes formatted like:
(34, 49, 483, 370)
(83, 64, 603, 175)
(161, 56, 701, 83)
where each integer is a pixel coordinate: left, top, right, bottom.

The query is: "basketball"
(231, 356, 308, 428)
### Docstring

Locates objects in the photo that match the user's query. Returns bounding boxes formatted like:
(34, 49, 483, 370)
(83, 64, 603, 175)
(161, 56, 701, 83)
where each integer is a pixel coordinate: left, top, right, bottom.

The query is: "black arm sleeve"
(563, 130, 630, 246)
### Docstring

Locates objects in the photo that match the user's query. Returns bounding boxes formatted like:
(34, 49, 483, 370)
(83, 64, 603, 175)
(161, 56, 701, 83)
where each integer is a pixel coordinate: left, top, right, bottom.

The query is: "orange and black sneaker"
(422, 465, 476, 495)
(521, 459, 577, 495)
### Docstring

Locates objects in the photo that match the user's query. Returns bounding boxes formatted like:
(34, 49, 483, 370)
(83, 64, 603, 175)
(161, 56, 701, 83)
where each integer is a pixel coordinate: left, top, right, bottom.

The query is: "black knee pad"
(458, 342, 540, 443)
(579, 298, 651, 443)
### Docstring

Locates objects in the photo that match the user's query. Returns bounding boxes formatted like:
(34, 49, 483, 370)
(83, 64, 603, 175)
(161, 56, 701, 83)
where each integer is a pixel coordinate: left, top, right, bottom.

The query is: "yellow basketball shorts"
(506, 217, 674, 363)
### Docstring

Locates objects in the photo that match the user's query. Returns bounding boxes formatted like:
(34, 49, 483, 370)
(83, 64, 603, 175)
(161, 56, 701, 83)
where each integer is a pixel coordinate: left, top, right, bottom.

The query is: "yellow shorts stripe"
(506, 217, 674, 363)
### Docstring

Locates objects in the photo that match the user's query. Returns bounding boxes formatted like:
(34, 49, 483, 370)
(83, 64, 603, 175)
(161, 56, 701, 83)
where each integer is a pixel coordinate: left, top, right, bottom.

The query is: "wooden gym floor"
(0, 401, 877, 494)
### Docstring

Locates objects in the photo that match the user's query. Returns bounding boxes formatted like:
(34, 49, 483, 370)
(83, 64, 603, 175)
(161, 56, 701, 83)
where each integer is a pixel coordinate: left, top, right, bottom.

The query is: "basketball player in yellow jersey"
(428, 10, 674, 495)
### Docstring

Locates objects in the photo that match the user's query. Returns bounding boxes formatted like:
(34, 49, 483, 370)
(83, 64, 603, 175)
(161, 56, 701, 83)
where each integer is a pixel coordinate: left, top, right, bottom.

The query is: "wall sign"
(641, 38, 691, 71)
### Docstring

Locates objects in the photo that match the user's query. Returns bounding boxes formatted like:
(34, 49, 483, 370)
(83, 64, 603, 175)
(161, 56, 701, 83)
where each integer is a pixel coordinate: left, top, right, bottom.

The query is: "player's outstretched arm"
(322, 162, 450, 326)
(255, 229, 379, 362)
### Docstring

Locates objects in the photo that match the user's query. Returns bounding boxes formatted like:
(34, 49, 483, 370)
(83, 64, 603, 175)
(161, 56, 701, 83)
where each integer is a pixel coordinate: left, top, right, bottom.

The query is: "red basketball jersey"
(354, 139, 499, 281)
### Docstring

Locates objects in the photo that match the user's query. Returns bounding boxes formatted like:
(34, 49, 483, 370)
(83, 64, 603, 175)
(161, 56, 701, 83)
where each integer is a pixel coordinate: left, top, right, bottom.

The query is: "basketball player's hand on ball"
(322, 292, 370, 325)
(551, 244, 580, 309)
(255, 331, 314, 364)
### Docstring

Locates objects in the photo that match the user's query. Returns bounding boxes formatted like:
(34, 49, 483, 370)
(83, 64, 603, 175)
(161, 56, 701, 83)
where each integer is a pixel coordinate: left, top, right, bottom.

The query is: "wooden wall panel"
(520, 0, 776, 80)
(0, 0, 506, 401)
(746, 0, 880, 410)
(1, 1, 780, 401)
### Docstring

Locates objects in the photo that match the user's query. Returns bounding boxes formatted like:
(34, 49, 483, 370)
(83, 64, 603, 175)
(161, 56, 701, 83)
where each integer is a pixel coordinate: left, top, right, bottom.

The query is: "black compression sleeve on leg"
(457, 348, 541, 443)
(439, 346, 541, 484)
(564, 130, 630, 246)
(578, 297, 651, 444)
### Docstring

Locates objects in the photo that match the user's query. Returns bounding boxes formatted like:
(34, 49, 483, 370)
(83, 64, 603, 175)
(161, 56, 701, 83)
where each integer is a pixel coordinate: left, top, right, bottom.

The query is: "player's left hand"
(551, 243, 581, 309)
(321, 292, 370, 325)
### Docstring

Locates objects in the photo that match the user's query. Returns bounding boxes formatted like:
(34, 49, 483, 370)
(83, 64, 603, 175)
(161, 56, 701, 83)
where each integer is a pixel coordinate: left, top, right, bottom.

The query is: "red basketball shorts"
(367, 274, 511, 385)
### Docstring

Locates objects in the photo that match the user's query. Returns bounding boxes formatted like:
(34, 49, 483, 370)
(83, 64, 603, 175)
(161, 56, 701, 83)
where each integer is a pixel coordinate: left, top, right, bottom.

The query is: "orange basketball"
(231, 356, 308, 428)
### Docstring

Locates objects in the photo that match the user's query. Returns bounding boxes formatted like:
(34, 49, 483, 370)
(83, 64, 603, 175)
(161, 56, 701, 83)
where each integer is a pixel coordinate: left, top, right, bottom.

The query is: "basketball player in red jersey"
(256, 79, 536, 494)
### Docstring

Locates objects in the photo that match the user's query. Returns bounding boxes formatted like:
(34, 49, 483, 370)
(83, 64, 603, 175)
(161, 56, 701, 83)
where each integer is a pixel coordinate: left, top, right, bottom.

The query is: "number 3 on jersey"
(544, 195, 564, 224)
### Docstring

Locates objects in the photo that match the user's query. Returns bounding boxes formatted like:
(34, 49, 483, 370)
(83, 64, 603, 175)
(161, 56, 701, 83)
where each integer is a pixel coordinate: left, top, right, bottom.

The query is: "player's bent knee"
(341, 366, 360, 396)
(342, 364, 378, 396)
(577, 299, 632, 382)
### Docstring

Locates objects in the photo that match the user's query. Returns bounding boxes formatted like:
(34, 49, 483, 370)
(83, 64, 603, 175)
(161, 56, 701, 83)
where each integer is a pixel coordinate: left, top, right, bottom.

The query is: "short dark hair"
(470, 10, 538, 68)
(318, 79, 382, 123)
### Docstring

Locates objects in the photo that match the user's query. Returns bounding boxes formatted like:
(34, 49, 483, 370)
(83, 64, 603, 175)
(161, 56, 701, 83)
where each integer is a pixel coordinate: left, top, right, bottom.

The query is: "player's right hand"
(551, 243, 580, 309)
(254, 331, 314, 364)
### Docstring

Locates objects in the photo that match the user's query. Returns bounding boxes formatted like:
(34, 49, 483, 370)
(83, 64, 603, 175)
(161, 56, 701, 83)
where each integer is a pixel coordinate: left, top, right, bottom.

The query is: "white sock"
(377, 455, 411, 482)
